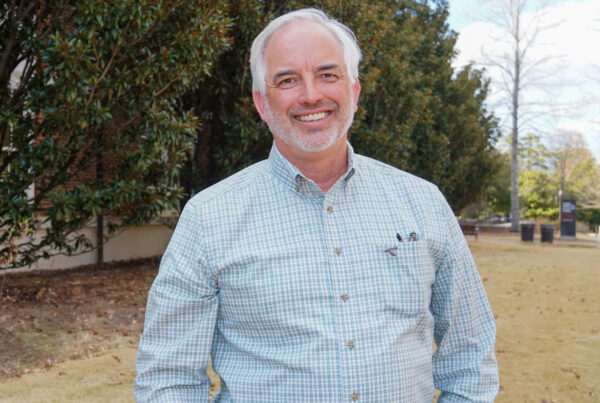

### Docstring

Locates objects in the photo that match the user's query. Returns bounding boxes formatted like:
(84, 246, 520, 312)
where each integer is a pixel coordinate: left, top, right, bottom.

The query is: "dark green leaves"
(1, 0, 231, 268)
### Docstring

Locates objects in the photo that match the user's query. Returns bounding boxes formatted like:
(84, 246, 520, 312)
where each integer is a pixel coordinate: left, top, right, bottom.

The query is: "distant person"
(135, 8, 499, 402)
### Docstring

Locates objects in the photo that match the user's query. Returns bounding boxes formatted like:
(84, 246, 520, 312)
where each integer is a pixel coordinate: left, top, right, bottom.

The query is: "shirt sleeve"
(430, 197, 499, 402)
(134, 201, 219, 402)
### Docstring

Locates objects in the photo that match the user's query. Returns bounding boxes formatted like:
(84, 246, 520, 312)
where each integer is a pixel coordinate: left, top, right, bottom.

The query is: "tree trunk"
(96, 158, 104, 265)
(510, 83, 520, 232)
(510, 0, 521, 233)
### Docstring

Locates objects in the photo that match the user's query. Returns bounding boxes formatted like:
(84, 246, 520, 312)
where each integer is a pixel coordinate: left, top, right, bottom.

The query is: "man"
(135, 8, 498, 402)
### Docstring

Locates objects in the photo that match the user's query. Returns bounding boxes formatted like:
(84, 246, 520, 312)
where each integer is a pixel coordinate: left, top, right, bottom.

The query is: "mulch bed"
(0, 258, 159, 380)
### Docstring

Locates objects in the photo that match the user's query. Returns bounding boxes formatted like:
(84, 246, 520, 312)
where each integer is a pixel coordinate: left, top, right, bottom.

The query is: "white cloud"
(453, 22, 504, 68)
(537, 1, 600, 66)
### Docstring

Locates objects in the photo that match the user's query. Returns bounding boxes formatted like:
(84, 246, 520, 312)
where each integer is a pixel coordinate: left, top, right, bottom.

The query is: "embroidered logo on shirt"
(384, 247, 398, 256)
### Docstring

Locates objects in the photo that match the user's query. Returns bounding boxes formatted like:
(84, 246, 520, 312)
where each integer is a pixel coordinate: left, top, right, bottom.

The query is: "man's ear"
(352, 79, 361, 113)
(253, 91, 268, 122)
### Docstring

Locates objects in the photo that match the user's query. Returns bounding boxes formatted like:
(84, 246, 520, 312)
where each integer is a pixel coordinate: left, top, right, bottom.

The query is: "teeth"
(297, 112, 328, 122)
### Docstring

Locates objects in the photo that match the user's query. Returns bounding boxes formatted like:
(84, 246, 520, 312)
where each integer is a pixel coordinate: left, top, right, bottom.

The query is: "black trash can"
(520, 223, 534, 241)
(541, 224, 554, 243)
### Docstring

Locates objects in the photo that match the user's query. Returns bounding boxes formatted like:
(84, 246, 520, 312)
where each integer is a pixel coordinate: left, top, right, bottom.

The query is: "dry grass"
(0, 346, 137, 402)
(0, 236, 598, 402)
(470, 237, 600, 402)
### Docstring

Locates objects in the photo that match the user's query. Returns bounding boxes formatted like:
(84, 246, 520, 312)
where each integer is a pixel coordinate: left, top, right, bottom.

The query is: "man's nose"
(297, 77, 323, 105)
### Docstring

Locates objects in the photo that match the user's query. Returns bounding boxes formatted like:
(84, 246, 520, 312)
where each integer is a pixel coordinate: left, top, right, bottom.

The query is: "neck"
(275, 137, 348, 193)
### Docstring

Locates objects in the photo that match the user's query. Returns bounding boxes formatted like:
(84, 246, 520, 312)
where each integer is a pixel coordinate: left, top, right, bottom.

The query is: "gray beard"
(263, 101, 354, 152)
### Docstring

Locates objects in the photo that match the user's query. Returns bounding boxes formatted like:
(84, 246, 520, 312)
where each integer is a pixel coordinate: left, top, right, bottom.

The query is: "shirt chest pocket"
(361, 241, 435, 317)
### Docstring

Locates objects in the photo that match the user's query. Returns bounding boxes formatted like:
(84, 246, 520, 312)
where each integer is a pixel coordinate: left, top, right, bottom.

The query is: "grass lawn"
(0, 235, 598, 402)
(0, 346, 137, 402)
(470, 237, 599, 402)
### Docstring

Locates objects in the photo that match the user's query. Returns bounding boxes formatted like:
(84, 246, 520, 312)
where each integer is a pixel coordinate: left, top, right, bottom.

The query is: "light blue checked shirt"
(135, 143, 498, 402)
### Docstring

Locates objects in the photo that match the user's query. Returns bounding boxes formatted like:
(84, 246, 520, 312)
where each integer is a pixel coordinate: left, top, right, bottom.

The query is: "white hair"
(250, 8, 362, 95)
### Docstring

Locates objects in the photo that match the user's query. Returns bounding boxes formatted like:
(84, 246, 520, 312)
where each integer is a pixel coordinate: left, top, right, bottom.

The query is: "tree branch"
(87, 19, 133, 105)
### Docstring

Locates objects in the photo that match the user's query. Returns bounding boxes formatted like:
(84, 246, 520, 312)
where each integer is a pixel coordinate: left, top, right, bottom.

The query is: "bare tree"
(549, 130, 600, 209)
(470, 0, 564, 231)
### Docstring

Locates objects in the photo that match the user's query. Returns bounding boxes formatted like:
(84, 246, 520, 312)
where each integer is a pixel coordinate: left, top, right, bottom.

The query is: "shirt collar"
(268, 142, 357, 194)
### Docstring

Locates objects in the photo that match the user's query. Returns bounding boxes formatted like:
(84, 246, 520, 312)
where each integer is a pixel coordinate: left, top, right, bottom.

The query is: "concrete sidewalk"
(471, 231, 600, 247)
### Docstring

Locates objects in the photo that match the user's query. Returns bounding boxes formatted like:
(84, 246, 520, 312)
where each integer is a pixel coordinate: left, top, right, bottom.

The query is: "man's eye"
(320, 73, 338, 82)
(277, 78, 296, 88)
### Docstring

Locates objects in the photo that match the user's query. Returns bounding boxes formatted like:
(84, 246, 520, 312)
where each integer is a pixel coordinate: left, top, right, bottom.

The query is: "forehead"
(263, 20, 345, 75)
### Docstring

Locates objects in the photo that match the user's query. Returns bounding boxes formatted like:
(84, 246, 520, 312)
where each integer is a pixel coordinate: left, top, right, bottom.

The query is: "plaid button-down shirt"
(135, 143, 498, 402)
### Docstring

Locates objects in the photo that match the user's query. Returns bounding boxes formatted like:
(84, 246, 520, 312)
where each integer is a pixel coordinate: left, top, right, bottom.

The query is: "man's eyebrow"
(272, 64, 342, 82)
(316, 64, 341, 72)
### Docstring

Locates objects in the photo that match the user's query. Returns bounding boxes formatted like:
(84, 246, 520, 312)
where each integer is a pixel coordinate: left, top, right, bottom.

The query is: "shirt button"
(295, 186, 300, 192)
(352, 392, 359, 400)
(327, 205, 333, 213)
(334, 247, 342, 255)
(341, 294, 349, 302)
(347, 340, 355, 349)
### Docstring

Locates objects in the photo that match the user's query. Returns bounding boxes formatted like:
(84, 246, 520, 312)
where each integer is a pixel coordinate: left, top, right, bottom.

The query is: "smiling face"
(253, 20, 360, 158)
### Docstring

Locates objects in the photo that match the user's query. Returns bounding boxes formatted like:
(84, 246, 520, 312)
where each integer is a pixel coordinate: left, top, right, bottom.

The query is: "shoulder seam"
(188, 160, 269, 206)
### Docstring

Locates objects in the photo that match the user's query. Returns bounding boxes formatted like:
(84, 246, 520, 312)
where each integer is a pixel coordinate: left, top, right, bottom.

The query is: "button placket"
(323, 190, 356, 401)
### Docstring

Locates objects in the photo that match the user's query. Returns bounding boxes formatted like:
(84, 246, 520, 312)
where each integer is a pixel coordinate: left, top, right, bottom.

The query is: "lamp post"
(558, 189, 563, 237)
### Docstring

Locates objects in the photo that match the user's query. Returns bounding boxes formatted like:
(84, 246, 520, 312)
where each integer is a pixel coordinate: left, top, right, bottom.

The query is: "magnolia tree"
(2, 0, 503, 268)
(0, 0, 230, 268)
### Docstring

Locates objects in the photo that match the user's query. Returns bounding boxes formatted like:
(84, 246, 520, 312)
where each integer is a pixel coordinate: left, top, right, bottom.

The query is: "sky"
(447, 0, 600, 160)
